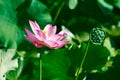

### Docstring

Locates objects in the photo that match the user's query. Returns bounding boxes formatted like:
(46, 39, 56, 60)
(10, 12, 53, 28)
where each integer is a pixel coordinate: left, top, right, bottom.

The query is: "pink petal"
(57, 28, 67, 39)
(26, 34, 45, 48)
(44, 24, 57, 37)
(26, 36, 43, 48)
(32, 42, 43, 48)
(25, 35, 38, 42)
(57, 33, 67, 40)
(44, 40, 59, 49)
(29, 20, 46, 40)
(49, 33, 67, 41)
(29, 20, 40, 33)
(25, 28, 46, 41)
(26, 35, 43, 48)
(52, 25, 57, 34)
(25, 28, 34, 36)
(55, 40, 69, 48)
(34, 21, 41, 29)
(35, 30, 46, 40)
(25, 28, 45, 47)
(58, 28, 66, 34)
(25, 28, 38, 41)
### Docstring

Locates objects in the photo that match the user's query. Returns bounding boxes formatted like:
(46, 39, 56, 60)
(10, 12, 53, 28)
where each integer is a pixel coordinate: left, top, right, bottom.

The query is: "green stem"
(75, 40, 90, 80)
(52, 0, 66, 24)
(40, 56, 42, 80)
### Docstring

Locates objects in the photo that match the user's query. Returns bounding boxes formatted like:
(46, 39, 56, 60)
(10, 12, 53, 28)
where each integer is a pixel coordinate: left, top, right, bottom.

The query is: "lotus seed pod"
(90, 28, 106, 45)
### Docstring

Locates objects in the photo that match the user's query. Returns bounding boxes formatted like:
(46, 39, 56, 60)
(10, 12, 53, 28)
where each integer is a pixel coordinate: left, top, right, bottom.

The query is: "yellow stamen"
(43, 30, 47, 34)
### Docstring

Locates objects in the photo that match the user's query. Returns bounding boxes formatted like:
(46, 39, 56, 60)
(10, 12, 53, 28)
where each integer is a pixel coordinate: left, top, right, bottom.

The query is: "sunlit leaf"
(103, 37, 116, 56)
(105, 0, 120, 9)
(68, 0, 78, 9)
(98, 0, 113, 14)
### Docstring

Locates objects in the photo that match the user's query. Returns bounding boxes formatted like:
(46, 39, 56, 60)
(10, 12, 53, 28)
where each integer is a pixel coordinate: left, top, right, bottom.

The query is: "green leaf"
(27, 0, 52, 27)
(103, 37, 116, 56)
(98, 0, 113, 12)
(68, 0, 78, 9)
(42, 49, 72, 80)
(68, 42, 110, 76)
(0, 0, 24, 49)
(105, 0, 120, 9)
(0, 20, 23, 49)
(11, 0, 25, 10)
(83, 43, 110, 71)
(16, 0, 52, 29)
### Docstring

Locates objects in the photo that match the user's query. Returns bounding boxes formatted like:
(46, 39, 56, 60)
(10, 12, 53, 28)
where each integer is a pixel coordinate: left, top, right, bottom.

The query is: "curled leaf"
(0, 49, 18, 80)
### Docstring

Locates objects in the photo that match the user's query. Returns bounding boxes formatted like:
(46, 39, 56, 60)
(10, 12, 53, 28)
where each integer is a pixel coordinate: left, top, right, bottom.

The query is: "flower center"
(43, 30, 47, 34)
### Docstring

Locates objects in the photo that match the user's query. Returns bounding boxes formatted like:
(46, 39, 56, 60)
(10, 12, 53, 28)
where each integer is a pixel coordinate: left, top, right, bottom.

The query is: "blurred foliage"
(68, 0, 78, 9)
(0, 0, 120, 80)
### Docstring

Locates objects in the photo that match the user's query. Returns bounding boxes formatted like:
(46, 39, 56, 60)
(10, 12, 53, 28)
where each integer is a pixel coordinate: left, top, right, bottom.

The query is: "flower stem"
(52, 0, 66, 24)
(40, 56, 42, 80)
(75, 40, 90, 80)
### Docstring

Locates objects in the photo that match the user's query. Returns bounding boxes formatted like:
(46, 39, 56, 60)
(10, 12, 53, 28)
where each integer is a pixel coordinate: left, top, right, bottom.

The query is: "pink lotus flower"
(25, 20, 69, 49)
